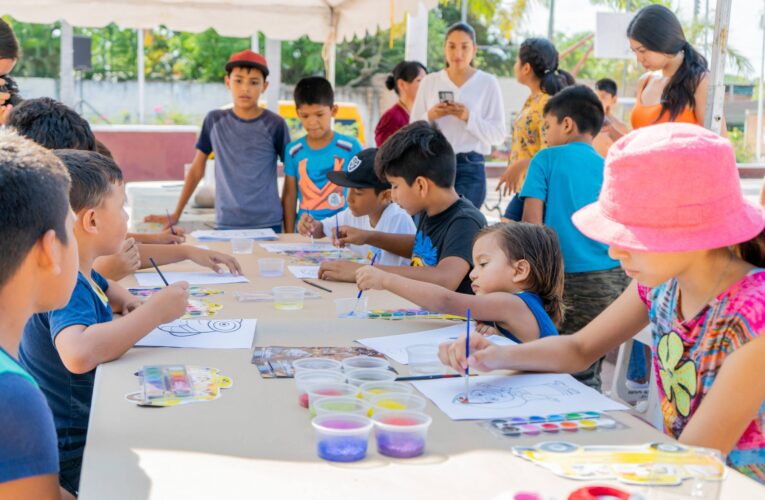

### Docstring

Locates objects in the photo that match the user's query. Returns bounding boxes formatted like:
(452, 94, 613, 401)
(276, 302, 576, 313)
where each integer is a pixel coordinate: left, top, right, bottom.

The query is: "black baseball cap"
(327, 148, 390, 190)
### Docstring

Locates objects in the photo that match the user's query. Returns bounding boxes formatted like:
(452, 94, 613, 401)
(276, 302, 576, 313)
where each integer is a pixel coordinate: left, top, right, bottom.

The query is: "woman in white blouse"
(410, 22, 506, 208)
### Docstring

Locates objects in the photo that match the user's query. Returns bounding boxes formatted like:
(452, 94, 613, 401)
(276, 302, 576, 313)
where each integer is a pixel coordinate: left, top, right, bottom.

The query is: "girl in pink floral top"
(438, 123, 765, 484)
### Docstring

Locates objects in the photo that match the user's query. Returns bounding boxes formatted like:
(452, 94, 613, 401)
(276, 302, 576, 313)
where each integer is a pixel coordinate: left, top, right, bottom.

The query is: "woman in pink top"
(375, 61, 426, 147)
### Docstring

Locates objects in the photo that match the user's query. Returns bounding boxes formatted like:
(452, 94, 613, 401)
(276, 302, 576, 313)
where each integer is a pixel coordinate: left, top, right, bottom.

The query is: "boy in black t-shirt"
(319, 121, 486, 294)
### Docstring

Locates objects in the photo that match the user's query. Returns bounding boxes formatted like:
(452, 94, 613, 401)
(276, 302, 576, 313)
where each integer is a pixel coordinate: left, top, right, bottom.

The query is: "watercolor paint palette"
(129, 287, 223, 319)
(366, 308, 466, 321)
(126, 365, 233, 407)
(251, 346, 390, 378)
(485, 411, 626, 438)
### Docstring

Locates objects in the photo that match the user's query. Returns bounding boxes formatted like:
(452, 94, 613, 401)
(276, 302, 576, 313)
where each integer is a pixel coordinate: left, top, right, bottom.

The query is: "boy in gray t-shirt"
(147, 50, 290, 230)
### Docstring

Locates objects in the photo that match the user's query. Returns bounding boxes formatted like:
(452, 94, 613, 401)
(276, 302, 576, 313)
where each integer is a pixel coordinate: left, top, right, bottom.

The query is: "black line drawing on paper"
(158, 320, 243, 338)
(452, 381, 580, 407)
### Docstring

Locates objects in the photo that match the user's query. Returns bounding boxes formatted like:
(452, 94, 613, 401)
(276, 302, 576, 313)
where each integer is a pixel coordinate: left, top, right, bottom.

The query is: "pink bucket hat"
(572, 122, 765, 252)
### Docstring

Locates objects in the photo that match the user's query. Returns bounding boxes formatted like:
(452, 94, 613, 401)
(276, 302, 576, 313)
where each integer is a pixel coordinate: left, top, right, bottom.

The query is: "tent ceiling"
(0, 0, 437, 41)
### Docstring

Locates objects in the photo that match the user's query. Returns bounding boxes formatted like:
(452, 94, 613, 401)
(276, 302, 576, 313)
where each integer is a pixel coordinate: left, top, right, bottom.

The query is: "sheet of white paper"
(261, 242, 336, 253)
(135, 319, 257, 349)
(193, 244, 210, 250)
(190, 229, 277, 241)
(287, 266, 320, 279)
(357, 324, 515, 364)
(134, 272, 249, 286)
(411, 373, 627, 420)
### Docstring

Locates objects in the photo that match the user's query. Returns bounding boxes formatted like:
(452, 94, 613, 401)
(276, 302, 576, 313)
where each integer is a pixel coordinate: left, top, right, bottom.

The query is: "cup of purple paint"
(312, 413, 373, 462)
(372, 410, 432, 459)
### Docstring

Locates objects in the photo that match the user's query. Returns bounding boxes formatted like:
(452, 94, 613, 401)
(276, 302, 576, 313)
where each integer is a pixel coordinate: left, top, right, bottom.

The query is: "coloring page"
(134, 272, 249, 286)
(135, 319, 257, 349)
(412, 373, 626, 420)
(190, 229, 277, 241)
(287, 266, 320, 279)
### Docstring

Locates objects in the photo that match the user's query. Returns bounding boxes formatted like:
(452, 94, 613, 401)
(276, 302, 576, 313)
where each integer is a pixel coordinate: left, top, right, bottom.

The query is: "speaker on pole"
(73, 36, 92, 71)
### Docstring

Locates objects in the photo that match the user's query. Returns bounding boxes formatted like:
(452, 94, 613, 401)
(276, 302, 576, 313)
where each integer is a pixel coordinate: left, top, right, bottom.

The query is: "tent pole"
(60, 20, 75, 107)
(137, 28, 145, 124)
(405, 1, 428, 66)
(251, 33, 259, 53)
(704, 0, 732, 134)
(758, 6, 765, 161)
(265, 37, 281, 113)
(547, 0, 555, 40)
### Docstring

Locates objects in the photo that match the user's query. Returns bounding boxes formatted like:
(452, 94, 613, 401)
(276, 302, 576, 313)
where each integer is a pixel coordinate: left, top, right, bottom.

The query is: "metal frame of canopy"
(0, 0, 437, 122)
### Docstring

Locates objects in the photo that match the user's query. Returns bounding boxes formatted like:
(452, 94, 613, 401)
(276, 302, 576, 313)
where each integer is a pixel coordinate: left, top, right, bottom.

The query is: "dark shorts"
(559, 267, 630, 392)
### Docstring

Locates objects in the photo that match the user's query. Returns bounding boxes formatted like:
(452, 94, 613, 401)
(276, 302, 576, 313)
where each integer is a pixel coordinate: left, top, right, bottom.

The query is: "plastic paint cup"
(359, 381, 414, 401)
(578, 419, 598, 430)
(597, 417, 617, 429)
(560, 421, 579, 432)
(341, 356, 389, 372)
(314, 396, 371, 417)
(306, 383, 358, 416)
(520, 424, 541, 436)
(273, 286, 305, 310)
(258, 258, 284, 277)
(231, 237, 254, 254)
(373, 410, 432, 459)
(406, 344, 444, 375)
(540, 423, 560, 433)
(334, 297, 368, 318)
(346, 368, 397, 387)
(295, 370, 346, 408)
(312, 413, 372, 462)
(370, 393, 427, 415)
(292, 357, 343, 375)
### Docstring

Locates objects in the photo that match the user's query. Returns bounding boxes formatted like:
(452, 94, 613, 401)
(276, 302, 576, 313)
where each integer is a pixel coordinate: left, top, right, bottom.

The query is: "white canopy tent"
(0, 0, 437, 121)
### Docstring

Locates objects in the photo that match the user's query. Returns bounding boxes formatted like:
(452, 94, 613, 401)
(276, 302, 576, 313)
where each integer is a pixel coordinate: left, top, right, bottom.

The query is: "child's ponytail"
(477, 223, 566, 326)
(518, 38, 574, 97)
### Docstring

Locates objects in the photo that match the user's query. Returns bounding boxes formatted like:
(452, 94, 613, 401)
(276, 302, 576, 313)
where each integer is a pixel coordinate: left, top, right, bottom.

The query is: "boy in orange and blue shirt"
(281, 77, 362, 232)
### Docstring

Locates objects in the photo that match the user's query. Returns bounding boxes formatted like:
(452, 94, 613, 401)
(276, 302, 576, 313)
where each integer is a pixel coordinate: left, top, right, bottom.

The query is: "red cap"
(225, 50, 269, 78)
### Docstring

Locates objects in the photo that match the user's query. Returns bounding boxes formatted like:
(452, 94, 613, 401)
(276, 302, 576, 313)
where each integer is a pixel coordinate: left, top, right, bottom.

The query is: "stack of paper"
(190, 228, 277, 241)
(134, 272, 249, 287)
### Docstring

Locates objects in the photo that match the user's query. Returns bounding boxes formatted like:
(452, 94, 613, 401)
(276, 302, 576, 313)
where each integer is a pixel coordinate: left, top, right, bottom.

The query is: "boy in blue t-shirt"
(519, 85, 629, 391)
(0, 131, 77, 500)
(146, 50, 291, 230)
(20, 150, 189, 496)
(281, 76, 362, 233)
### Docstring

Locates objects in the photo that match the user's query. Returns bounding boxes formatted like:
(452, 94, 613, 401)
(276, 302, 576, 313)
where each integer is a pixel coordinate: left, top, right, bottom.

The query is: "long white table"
(79, 236, 765, 499)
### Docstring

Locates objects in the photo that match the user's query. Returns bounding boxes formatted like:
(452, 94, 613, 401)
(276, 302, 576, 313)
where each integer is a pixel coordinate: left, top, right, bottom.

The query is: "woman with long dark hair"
(0, 19, 20, 124)
(497, 38, 574, 221)
(375, 61, 426, 146)
(410, 22, 506, 209)
(628, 5, 712, 130)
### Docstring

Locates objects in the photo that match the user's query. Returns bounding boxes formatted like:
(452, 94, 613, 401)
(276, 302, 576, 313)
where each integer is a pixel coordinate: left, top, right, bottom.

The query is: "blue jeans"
(59, 455, 82, 496)
(627, 341, 649, 382)
(455, 152, 486, 209)
(503, 194, 524, 221)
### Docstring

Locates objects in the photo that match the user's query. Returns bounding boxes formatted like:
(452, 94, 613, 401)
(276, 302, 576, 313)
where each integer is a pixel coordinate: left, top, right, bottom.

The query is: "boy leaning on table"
(19, 150, 189, 497)
(146, 50, 291, 232)
(0, 131, 76, 500)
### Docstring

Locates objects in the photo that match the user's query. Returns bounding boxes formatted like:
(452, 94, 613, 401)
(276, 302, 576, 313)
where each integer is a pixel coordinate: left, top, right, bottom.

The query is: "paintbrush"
(464, 308, 471, 402)
(351, 252, 378, 317)
(149, 257, 169, 286)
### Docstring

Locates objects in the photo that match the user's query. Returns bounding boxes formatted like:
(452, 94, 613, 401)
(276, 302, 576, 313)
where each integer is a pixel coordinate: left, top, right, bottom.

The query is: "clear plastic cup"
(406, 344, 444, 375)
(358, 381, 414, 401)
(312, 413, 372, 462)
(292, 357, 343, 375)
(258, 258, 284, 277)
(294, 370, 346, 409)
(334, 297, 368, 318)
(372, 410, 432, 458)
(314, 396, 371, 417)
(346, 368, 397, 387)
(231, 237, 254, 254)
(370, 393, 427, 413)
(273, 286, 305, 310)
(341, 356, 390, 372)
(306, 382, 358, 415)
